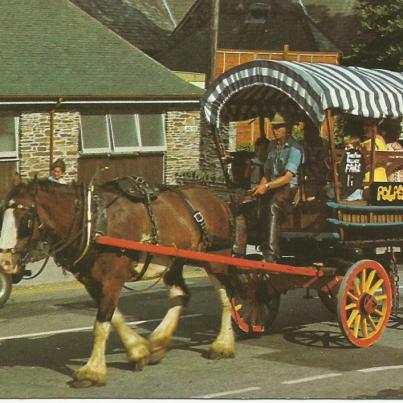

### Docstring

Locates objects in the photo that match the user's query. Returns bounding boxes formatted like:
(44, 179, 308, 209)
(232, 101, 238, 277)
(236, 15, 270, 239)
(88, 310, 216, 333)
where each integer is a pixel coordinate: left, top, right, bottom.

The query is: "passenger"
(361, 118, 388, 182)
(250, 112, 303, 263)
(49, 158, 67, 184)
(247, 136, 271, 187)
(380, 119, 403, 182)
(232, 137, 269, 257)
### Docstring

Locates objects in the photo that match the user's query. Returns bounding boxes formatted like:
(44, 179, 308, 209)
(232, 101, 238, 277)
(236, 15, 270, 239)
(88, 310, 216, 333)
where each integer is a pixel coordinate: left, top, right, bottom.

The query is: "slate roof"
(70, 0, 172, 55)
(157, 0, 341, 74)
(124, 0, 176, 31)
(164, 0, 196, 25)
(70, 0, 197, 55)
(291, 0, 360, 55)
(0, 0, 203, 100)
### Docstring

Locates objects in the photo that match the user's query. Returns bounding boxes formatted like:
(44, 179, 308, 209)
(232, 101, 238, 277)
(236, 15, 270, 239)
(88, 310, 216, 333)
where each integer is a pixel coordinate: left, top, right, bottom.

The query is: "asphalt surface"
(0, 266, 402, 399)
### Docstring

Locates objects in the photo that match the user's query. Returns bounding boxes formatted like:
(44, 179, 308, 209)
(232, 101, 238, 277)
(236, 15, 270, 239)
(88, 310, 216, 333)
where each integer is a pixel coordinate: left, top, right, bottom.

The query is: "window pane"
(0, 113, 16, 152)
(81, 114, 109, 150)
(138, 114, 165, 147)
(110, 115, 139, 148)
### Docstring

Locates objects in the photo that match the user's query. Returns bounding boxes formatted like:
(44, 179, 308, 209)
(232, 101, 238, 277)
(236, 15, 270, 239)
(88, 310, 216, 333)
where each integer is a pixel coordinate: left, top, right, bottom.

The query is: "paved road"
(0, 270, 402, 399)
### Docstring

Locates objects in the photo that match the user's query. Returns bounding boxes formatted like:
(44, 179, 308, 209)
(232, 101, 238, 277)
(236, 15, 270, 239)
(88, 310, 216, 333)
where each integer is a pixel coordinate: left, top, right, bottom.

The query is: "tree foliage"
(348, 0, 403, 71)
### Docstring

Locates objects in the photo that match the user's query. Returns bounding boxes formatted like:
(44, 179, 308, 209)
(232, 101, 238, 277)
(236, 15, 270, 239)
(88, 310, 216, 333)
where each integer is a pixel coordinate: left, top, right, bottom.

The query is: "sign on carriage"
(370, 182, 403, 205)
(340, 148, 365, 197)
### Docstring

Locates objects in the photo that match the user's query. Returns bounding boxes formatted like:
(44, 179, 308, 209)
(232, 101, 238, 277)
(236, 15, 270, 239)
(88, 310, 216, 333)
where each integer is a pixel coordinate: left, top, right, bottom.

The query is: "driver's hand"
(250, 183, 267, 197)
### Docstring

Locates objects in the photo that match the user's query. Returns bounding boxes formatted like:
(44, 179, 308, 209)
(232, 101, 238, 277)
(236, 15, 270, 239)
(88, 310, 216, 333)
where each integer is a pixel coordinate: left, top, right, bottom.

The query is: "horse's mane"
(7, 178, 79, 200)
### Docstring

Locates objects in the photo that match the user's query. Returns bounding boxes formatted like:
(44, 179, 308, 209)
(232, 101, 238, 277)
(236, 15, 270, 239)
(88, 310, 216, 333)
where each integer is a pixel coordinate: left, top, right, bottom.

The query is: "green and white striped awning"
(201, 60, 403, 127)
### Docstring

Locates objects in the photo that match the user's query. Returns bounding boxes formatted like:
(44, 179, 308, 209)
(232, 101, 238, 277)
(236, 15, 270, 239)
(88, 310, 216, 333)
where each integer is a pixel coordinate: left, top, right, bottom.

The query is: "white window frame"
(109, 114, 140, 153)
(0, 116, 19, 160)
(79, 114, 111, 155)
(136, 113, 167, 152)
(80, 113, 167, 155)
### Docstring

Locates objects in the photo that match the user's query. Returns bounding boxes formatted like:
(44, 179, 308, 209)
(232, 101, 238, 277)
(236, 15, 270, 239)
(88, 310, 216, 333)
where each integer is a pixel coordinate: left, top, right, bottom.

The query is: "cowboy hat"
(270, 112, 290, 126)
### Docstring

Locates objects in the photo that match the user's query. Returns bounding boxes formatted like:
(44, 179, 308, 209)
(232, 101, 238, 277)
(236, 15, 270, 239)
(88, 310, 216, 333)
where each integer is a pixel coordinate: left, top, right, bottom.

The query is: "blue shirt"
(264, 136, 303, 188)
(48, 176, 67, 184)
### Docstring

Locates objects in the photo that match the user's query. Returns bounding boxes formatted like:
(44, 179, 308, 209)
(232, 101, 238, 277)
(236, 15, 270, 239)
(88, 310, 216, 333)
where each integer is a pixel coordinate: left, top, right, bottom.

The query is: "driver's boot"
(233, 214, 247, 257)
(261, 204, 281, 263)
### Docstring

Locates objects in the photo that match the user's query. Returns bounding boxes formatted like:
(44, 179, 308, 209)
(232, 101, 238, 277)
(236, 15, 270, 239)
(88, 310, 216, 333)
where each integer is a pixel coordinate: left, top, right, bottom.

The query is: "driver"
(250, 113, 303, 263)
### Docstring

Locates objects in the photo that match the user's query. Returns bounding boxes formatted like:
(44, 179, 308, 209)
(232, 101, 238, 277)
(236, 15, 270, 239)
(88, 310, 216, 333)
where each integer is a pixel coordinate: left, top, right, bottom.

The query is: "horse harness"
(3, 178, 213, 283)
(93, 177, 212, 282)
(109, 176, 211, 249)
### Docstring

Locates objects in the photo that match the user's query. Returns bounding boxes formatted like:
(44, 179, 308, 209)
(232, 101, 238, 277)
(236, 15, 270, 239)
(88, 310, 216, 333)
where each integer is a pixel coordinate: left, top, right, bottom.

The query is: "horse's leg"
(111, 308, 150, 371)
(149, 258, 189, 364)
(72, 257, 134, 387)
(206, 270, 235, 359)
(72, 280, 114, 387)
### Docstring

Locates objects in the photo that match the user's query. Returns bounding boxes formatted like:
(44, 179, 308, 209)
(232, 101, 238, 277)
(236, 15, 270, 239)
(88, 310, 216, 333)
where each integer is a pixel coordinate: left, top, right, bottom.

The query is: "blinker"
(18, 214, 33, 238)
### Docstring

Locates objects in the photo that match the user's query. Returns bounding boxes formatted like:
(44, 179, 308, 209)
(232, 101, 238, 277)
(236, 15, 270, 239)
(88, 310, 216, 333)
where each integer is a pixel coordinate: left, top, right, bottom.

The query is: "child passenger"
(49, 158, 67, 184)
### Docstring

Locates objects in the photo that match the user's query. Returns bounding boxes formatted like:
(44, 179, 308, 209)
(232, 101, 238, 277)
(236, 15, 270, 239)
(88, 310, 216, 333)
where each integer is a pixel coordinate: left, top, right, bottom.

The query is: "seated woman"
(380, 119, 403, 182)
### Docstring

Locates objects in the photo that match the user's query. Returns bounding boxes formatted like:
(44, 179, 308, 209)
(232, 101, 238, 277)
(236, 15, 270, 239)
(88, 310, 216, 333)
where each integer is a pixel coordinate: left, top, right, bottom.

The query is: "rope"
(123, 265, 169, 292)
(22, 255, 50, 280)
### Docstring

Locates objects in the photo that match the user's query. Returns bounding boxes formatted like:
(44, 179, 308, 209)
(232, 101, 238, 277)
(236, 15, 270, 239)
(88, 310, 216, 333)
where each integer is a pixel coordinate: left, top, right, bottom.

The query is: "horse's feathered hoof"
(71, 365, 107, 388)
(207, 348, 235, 360)
(127, 341, 151, 371)
(149, 346, 169, 365)
(207, 340, 235, 360)
(132, 357, 149, 371)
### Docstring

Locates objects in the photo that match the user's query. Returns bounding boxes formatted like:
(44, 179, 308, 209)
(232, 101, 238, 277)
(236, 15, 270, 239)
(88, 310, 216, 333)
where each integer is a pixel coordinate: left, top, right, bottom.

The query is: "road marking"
(193, 386, 261, 398)
(282, 373, 342, 384)
(13, 272, 207, 296)
(0, 313, 202, 341)
(13, 282, 83, 295)
(357, 365, 403, 373)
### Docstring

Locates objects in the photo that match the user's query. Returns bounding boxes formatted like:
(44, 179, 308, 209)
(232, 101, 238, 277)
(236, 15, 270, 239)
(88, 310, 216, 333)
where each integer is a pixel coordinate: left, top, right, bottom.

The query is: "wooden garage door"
(78, 154, 164, 186)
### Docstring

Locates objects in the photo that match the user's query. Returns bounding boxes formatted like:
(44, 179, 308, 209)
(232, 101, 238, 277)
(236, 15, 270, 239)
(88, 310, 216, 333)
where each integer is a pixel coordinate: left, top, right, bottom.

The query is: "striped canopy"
(201, 60, 403, 128)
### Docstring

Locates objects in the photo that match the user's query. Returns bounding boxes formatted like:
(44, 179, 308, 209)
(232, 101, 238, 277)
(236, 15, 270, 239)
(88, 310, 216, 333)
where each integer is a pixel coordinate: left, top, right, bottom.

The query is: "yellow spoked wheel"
(337, 260, 392, 348)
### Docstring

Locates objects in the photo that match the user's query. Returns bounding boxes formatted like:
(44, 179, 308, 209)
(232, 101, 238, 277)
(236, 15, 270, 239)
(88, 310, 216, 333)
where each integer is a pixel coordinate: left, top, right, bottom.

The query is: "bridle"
(2, 185, 89, 270)
(0, 201, 39, 268)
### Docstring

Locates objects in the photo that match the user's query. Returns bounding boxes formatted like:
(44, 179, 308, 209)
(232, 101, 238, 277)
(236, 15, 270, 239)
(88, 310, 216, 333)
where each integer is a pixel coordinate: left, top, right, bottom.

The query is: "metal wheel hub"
(360, 293, 378, 315)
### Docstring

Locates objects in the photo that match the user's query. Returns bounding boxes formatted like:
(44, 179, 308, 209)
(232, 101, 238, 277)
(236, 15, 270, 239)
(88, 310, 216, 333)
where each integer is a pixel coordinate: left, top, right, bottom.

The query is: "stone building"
(0, 0, 203, 199)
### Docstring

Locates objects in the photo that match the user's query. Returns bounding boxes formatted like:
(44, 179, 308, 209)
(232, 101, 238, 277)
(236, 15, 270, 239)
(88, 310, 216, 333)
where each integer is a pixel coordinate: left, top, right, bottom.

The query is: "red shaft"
(95, 235, 323, 278)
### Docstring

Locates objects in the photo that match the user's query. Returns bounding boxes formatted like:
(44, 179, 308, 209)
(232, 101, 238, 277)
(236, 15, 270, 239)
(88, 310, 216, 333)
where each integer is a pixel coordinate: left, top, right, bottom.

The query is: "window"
(245, 2, 270, 25)
(80, 113, 166, 154)
(138, 114, 165, 149)
(80, 114, 110, 153)
(0, 112, 18, 160)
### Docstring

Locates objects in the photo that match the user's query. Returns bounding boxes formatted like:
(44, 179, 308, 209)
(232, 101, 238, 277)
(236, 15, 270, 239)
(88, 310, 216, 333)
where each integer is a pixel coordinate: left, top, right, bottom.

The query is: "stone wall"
(17, 110, 203, 186)
(164, 110, 201, 184)
(199, 117, 233, 182)
(19, 112, 80, 183)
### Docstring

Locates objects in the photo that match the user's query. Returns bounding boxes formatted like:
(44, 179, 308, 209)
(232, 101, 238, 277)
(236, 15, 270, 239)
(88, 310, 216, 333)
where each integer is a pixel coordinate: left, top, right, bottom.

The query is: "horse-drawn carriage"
(0, 60, 402, 386)
(200, 60, 403, 346)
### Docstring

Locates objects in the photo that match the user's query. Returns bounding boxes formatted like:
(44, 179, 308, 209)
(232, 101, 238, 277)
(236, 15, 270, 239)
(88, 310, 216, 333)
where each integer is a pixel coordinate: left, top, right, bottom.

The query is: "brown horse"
(0, 178, 236, 387)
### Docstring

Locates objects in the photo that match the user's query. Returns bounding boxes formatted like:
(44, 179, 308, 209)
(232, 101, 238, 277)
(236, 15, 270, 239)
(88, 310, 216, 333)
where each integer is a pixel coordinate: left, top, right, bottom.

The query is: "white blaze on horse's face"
(0, 201, 18, 274)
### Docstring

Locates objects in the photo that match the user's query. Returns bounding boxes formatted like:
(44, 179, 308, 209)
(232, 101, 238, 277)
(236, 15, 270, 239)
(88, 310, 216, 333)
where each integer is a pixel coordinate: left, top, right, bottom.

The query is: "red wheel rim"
(229, 273, 279, 335)
(338, 260, 392, 348)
